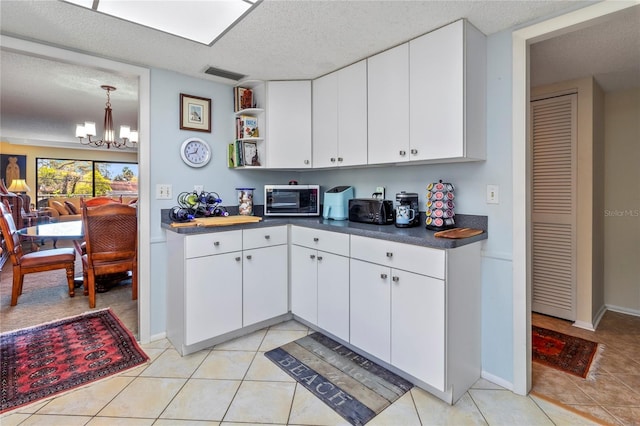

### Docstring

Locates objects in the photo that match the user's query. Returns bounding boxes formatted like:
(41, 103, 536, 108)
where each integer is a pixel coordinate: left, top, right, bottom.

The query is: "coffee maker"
(395, 191, 420, 228)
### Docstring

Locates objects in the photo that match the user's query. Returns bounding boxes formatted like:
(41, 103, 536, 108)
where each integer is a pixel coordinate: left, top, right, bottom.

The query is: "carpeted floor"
(0, 240, 138, 337)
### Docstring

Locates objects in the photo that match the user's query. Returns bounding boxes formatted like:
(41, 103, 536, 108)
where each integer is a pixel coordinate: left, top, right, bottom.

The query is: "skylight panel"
(63, 0, 256, 45)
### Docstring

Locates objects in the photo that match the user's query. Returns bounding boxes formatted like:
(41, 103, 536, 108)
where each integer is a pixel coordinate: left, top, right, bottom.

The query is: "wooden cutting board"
(434, 227, 484, 239)
(170, 215, 262, 228)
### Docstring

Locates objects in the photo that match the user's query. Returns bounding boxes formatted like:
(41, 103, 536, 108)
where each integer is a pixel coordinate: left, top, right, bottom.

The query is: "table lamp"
(7, 179, 31, 194)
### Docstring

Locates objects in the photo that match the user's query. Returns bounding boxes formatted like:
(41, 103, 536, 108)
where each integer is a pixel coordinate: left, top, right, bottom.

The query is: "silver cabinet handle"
(392, 276, 399, 282)
(399, 150, 406, 156)
(337, 157, 343, 162)
(410, 149, 418, 155)
(304, 159, 310, 165)
(310, 254, 316, 260)
(313, 237, 319, 242)
(246, 255, 252, 260)
(380, 273, 388, 279)
(235, 256, 241, 262)
(386, 252, 393, 258)
(214, 241, 220, 246)
(317, 256, 323, 261)
(264, 235, 270, 240)
(330, 157, 336, 163)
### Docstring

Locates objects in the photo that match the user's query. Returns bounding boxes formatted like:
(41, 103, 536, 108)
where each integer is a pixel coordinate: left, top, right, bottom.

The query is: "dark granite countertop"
(161, 209, 487, 249)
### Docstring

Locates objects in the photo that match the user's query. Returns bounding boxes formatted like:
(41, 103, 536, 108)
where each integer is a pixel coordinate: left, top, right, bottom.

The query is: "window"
(36, 158, 138, 207)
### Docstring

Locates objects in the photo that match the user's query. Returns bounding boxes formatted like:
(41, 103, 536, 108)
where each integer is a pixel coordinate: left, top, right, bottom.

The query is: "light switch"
(156, 184, 172, 200)
(486, 184, 499, 204)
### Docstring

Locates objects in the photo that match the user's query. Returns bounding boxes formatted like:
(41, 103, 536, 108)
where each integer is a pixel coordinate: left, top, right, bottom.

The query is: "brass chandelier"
(76, 85, 138, 149)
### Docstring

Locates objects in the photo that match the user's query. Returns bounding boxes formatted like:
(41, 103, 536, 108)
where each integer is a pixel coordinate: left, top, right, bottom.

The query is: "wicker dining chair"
(81, 203, 137, 308)
(0, 202, 76, 306)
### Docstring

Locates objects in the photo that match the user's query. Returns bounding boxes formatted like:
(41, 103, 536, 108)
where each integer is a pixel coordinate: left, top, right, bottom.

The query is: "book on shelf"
(227, 143, 235, 168)
(235, 140, 244, 166)
(234, 87, 254, 112)
(235, 115, 259, 139)
(243, 141, 260, 166)
(241, 115, 259, 138)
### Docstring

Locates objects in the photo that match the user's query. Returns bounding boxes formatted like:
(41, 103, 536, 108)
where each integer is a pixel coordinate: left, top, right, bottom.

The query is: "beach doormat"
(0, 308, 149, 414)
(532, 326, 600, 378)
(265, 332, 413, 426)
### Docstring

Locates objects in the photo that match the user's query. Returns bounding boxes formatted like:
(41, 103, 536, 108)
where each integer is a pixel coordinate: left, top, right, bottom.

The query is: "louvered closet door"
(530, 94, 577, 321)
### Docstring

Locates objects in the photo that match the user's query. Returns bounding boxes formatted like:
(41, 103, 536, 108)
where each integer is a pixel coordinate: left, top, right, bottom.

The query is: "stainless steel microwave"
(264, 184, 320, 216)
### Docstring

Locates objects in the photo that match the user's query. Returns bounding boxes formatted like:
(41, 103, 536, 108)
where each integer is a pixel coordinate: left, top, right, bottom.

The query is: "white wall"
(604, 88, 640, 314)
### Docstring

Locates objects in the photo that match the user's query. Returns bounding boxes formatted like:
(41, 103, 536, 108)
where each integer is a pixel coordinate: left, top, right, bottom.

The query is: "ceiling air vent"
(204, 66, 246, 81)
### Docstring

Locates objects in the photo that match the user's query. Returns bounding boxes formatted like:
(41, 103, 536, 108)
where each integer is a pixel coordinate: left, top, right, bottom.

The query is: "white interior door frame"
(511, 0, 639, 395)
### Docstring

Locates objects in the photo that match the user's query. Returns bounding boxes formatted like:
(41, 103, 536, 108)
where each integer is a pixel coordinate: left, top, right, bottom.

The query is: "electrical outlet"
(376, 186, 385, 199)
(156, 184, 172, 200)
(194, 185, 204, 193)
(486, 184, 499, 204)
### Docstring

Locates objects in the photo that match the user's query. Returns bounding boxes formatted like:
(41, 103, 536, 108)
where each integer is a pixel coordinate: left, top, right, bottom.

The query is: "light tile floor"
(2, 320, 600, 426)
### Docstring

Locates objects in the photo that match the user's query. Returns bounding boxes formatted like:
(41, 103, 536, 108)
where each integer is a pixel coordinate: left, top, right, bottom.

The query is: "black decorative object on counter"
(425, 180, 455, 231)
(170, 190, 228, 222)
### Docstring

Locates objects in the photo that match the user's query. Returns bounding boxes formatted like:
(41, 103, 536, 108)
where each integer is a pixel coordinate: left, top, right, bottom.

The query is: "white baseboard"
(480, 371, 514, 392)
(149, 331, 167, 342)
(572, 320, 596, 331)
(606, 304, 640, 317)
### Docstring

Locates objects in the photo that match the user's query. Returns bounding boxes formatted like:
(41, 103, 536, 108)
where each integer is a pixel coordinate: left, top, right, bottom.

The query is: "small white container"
(236, 187, 255, 215)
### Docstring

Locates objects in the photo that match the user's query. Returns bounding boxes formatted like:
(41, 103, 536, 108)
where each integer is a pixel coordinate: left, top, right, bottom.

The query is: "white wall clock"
(180, 137, 211, 168)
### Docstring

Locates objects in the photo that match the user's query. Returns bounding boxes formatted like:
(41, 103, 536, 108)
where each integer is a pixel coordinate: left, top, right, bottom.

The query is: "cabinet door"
(317, 252, 350, 342)
(350, 259, 391, 363)
(367, 43, 409, 165)
(185, 252, 243, 345)
(290, 245, 318, 324)
(312, 72, 338, 168)
(410, 20, 464, 160)
(243, 245, 288, 327)
(337, 60, 368, 167)
(391, 269, 445, 391)
(266, 80, 312, 168)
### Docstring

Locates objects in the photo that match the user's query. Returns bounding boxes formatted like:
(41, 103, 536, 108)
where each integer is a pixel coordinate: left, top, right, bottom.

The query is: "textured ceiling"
(1, 0, 638, 148)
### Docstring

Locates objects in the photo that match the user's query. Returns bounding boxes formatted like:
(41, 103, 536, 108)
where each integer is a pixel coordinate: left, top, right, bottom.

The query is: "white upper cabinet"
(367, 44, 410, 165)
(266, 80, 312, 168)
(313, 60, 368, 168)
(409, 19, 486, 162)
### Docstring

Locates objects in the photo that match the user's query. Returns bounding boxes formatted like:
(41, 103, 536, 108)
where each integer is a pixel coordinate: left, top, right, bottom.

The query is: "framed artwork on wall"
(180, 93, 212, 132)
(0, 154, 27, 188)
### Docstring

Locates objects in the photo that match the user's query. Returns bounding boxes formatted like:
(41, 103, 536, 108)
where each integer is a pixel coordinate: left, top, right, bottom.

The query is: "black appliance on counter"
(348, 198, 394, 225)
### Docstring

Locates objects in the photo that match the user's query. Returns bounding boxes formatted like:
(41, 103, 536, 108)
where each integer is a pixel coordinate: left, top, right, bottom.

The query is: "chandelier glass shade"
(76, 85, 138, 149)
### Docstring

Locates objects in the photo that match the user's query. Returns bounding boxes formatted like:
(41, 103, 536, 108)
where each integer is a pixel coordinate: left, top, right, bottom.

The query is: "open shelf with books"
(231, 81, 266, 169)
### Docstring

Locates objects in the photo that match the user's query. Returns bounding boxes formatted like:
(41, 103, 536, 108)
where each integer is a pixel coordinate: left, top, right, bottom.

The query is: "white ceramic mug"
(396, 205, 415, 225)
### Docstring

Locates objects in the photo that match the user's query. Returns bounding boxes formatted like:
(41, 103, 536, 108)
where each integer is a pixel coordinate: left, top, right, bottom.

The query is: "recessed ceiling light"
(62, 0, 259, 45)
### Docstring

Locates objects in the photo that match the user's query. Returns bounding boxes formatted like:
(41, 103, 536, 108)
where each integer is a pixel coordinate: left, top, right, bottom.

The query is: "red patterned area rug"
(0, 308, 148, 414)
(532, 326, 600, 379)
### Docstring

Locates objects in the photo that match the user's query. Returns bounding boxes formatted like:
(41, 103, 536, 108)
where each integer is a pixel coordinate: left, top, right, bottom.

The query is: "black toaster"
(348, 198, 394, 225)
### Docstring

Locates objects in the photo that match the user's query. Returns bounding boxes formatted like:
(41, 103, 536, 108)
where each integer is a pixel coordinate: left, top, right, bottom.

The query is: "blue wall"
(149, 31, 516, 384)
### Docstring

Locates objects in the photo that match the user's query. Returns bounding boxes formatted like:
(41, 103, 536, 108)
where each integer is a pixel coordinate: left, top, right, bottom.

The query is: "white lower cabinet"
(290, 245, 318, 324)
(185, 252, 243, 345)
(349, 259, 391, 363)
(290, 226, 350, 341)
(167, 226, 288, 355)
(350, 259, 444, 390)
(349, 234, 479, 402)
(243, 244, 288, 327)
(391, 268, 445, 391)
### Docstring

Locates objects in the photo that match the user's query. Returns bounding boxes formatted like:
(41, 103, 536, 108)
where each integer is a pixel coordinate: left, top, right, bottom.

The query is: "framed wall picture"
(1, 154, 27, 188)
(180, 93, 212, 132)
